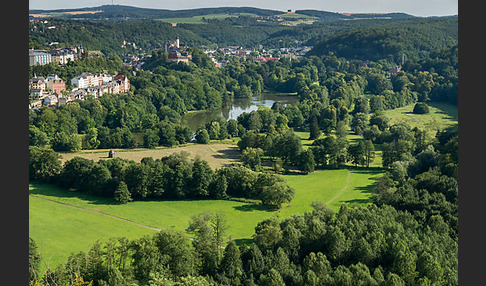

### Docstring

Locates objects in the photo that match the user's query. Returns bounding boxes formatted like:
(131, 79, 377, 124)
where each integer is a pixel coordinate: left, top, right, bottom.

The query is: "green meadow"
(30, 101, 461, 271)
(29, 165, 383, 270)
(382, 102, 458, 138)
(157, 13, 257, 24)
(29, 194, 157, 273)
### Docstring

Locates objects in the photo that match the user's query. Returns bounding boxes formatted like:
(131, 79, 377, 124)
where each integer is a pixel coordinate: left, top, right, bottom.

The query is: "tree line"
(28, 148, 295, 208)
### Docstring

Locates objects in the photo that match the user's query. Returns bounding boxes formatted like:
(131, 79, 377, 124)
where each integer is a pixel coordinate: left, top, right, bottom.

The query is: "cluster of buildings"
(202, 45, 312, 68)
(29, 46, 84, 66)
(29, 72, 130, 109)
(165, 37, 193, 64)
(29, 74, 68, 108)
(71, 72, 130, 97)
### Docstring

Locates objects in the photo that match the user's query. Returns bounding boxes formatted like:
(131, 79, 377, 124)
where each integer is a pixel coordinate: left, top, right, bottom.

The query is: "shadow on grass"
(233, 204, 274, 213)
(29, 183, 116, 206)
(427, 102, 458, 121)
(343, 198, 374, 205)
(211, 146, 240, 158)
(234, 238, 253, 247)
(347, 166, 385, 176)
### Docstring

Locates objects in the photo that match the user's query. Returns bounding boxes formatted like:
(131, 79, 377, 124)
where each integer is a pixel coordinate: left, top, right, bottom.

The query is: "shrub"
(412, 102, 430, 114)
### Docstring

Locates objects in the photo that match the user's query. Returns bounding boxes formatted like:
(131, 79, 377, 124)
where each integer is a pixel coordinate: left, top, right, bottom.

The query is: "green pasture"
(382, 102, 458, 138)
(157, 13, 257, 24)
(29, 165, 383, 270)
(29, 194, 157, 273)
(277, 13, 317, 20)
(282, 168, 384, 214)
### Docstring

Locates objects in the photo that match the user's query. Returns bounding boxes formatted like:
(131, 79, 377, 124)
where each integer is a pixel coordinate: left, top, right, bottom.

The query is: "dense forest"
(307, 17, 458, 63)
(29, 12, 458, 286)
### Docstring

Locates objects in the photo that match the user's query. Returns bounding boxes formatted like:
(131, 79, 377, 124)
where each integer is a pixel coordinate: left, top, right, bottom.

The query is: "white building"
(29, 50, 51, 66)
(49, 49, 75, 65)
(71, 72, 115, 88)
(71, 72, 94, 88)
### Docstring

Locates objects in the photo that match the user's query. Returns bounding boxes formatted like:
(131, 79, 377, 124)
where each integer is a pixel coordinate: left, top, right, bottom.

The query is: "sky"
(28, 0, 458, 17)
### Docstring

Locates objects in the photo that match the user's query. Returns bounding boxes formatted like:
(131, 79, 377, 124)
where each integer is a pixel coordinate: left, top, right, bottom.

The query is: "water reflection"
(183, 93, 299, 132)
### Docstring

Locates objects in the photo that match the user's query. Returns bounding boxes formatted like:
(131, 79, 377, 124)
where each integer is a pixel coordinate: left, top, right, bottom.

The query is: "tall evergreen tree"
(309, 115, 321, 140)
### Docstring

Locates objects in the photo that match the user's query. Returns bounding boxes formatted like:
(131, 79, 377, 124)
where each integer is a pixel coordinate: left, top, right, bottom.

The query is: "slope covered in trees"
(30, 5, 283, 20)
(307, 17, 458, 63)
(29, 18, 210, 56)
(30, 13, 427, 55)
(30, 5, 415, 21)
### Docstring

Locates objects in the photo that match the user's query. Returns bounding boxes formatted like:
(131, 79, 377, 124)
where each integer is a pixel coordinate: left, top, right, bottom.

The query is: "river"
(182, 93, 299, 132)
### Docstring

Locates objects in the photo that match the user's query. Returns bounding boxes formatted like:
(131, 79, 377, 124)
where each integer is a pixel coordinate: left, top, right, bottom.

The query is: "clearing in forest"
(58, 143, 241, 170)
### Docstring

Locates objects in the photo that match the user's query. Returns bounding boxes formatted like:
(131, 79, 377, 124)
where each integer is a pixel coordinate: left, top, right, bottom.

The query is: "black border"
(457, 0, 481, 285)
(7, 0, 29, 283)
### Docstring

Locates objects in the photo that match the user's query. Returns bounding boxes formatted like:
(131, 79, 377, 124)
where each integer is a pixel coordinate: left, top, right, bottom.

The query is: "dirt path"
(326, 170, 352, 205)
(30, 195, 162, 232)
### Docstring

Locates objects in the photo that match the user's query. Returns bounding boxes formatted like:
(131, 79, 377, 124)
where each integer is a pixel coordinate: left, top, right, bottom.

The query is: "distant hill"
(29, 5, 282, 20)
(29, 5, 417, 22)
(296, 10, 415, 21)
(306, 16, 458, 62)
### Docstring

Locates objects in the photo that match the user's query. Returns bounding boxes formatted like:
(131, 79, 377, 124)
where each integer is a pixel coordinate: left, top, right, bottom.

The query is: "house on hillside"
(71, 72, 94, 88)
(46, 74, 66, 95)
(49, 49, 75, 65)
(29, 76, 46, 92)
(114, 74, 130, 93)
(256, 56, 280, 63)
(43, 94, 58, 107)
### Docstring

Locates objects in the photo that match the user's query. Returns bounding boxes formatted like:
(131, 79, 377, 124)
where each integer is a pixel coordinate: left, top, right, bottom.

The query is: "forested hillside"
(31, 11, 446, 55)
(30, 5, 415, 21)
(307, 17, 458, 62)
(29, 19, 211, 55)
(29, 5, 282, 20)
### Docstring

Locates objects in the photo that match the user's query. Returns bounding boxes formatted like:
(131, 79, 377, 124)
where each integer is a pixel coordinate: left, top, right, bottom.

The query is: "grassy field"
(382, 102, 458, 138)
(58, 143, 241, 170)
(157, 13, 257, 24)
(29, 164, 383, 270)
(276, 13, 318, 25)
(282, 168, 383, 214)
(29, 193, 157, 273)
